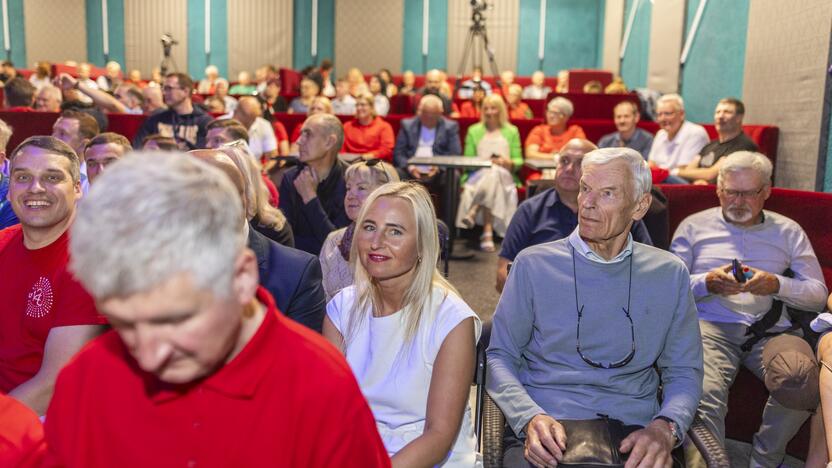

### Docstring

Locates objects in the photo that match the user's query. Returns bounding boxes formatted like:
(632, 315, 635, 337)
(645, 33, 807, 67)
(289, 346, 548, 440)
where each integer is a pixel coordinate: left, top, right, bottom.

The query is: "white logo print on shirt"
(26, 276, 54, 318)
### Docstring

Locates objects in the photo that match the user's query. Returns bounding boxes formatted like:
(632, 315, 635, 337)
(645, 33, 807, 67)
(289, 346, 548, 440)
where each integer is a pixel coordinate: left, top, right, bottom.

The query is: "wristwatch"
(655, 416, 681, 446)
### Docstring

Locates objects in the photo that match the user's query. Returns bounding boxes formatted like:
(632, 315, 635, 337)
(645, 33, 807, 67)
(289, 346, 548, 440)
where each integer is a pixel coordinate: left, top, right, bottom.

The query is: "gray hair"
(308, 113, 344, 153)
(657, 93, 685, 111)
(418, 94, 443, 113)
(547, 96, 574, 118)
(0, 119, 12, 152)
(717, 151, 773, 187)
(581, 147, 652, 200)
(70, 151, 245, 300)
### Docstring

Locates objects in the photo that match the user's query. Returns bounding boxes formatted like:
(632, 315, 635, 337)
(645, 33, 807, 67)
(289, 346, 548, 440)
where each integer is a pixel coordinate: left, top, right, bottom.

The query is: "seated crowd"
(0, 59, 830, 468)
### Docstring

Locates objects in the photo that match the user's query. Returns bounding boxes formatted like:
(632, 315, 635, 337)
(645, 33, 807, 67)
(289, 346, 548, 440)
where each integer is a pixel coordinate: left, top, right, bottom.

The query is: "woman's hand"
(491, 156, 513, 171)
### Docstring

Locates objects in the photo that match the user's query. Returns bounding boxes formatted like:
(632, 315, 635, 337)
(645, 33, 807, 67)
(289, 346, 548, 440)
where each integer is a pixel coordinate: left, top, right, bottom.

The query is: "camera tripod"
(455, 3, 501, 88)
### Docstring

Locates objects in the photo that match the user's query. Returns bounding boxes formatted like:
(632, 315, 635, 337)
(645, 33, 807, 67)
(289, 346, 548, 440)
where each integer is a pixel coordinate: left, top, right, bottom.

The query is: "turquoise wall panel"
(187, 0, 229, 79)
(293, 0, 335, 69)
(681, 0, 750, 123)
(517, 0, 604, 76)
(86, 0, 125, 66)
(402, 0, 448, 73)
(620, 0, 650, 89)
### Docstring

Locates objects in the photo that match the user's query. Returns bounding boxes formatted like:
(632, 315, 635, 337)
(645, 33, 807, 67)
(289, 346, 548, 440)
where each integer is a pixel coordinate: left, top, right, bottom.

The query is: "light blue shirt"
(568, 227, 633, 264)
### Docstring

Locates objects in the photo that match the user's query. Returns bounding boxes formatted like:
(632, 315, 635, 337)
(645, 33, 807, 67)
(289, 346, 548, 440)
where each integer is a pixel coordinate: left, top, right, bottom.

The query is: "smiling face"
(718, 168, 770, 226)
(482, 101, 501, 128)
(656, 101, 684, 137)
(577, 160, 644, 249)
(356, 196, 419, 288)
(354, 96, 374, 121)
(100, 272, 247, 384)
(9, 146, 80, 234)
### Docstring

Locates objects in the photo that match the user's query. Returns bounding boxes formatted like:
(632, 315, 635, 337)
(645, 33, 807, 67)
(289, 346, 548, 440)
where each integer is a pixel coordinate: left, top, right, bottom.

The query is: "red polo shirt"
(44, 288, 391, 468)
(342, 116, 395, 162)
(0, 225, 105, 392)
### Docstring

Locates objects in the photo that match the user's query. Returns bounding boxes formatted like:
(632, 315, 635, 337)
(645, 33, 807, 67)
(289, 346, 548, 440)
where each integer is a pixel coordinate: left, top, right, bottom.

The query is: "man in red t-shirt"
(45, 152, 390, 467)
(0, 136, 106, 415)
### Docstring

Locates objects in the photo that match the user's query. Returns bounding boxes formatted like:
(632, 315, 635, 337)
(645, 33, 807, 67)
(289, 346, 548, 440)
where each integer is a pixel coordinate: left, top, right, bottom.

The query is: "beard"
(724, 206, 754, 224)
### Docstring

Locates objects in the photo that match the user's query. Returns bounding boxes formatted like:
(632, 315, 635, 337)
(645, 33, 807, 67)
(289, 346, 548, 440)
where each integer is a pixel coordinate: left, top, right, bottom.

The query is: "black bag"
(558, 416, 633, 468)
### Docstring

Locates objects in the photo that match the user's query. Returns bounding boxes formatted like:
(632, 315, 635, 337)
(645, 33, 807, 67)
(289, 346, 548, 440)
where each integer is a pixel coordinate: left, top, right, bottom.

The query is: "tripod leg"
(479, 28, 501, 82)
(456, 27, 476, 78)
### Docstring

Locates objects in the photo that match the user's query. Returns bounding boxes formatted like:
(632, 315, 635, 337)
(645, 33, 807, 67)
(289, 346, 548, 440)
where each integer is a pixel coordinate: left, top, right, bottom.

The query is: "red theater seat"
(545, 92, 641, 120)
(658, 184, 832, 460)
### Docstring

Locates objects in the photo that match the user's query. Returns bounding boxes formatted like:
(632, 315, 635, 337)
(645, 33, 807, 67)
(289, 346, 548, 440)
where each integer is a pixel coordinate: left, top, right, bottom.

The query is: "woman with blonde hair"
(324, 181, 482, 467)
(219, 140, 294, 247)
(456, 94, 522, 251)
(319, 159, 399, 300)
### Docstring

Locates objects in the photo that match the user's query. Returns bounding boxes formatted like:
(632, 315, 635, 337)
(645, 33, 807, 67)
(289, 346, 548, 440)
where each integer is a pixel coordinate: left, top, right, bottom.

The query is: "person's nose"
(132, 325, 173, 374)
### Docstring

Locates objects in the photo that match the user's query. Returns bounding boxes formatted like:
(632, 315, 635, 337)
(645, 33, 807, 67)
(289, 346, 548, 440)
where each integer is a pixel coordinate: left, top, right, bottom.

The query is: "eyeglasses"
(572, 247, 636, 369)
(364, 158, 391, 183)
(720, 186, 765, 199)
(162, 85, 184, 92)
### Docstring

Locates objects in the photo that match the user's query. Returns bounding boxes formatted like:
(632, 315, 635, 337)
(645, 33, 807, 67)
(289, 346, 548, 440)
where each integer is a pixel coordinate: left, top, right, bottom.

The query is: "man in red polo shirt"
(0, 136, 105, 415)
(45, 152, 390, 467)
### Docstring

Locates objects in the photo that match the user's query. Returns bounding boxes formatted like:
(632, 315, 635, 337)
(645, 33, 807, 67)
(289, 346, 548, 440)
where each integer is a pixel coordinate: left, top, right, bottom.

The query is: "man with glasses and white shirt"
(671, 151, 827, 467)
(488, 147, 703, 468)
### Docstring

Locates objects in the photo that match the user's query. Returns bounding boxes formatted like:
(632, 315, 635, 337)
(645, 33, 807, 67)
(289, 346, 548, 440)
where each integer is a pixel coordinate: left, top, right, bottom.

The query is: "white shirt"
(247, 117, 277, 158)
(328, 286, 483, 467)
(648, 121, 709, 169)
(415, 125, 437, 157)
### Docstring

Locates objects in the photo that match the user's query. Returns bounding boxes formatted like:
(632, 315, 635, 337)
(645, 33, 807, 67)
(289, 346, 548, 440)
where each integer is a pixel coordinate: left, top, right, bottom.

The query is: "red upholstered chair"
(0, 111, 60, 149)
(106, 113, 147, 142)
(546, 92, 641, 120)
(566, 69, 614, 93)
(278, 68, 303, 96)
(659, 184, 832, 460)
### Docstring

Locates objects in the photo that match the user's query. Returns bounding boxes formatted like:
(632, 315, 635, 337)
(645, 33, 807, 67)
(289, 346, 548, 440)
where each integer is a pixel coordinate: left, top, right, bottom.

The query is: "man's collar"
(568, 227, 633, 264)
(144, 288, 278, 403)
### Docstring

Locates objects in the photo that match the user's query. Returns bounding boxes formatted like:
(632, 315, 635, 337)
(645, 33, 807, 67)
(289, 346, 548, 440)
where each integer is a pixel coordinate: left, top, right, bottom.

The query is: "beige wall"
(335, 0, 403, 74)
(646, 0, 684, 93)
(602, 0, 624, 76)
(124, 0, 188, 76)
(23, 0, 87, 66)
(227, 0, 293, 77)
(742, 0, 832, 189)
(447, 0, 517, 76)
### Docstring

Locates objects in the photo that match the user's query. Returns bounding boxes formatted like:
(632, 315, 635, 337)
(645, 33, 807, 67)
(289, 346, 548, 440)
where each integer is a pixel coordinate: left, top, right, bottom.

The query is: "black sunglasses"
(363, 158, 391, 183)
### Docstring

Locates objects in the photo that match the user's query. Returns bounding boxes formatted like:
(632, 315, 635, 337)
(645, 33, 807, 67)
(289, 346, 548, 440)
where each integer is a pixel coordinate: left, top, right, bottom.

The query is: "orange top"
(509, 102, 533, 120)
(524, 124, 587, 154)
(342, 116, 395, 162)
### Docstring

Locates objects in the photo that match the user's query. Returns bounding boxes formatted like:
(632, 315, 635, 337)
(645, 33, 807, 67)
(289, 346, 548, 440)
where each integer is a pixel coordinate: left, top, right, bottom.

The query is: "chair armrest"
(687, 414, 730, 468)
(483, 392, 505, 468)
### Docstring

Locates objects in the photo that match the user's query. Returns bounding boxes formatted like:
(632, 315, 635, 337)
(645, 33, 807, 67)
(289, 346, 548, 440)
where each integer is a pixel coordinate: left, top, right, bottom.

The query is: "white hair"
(717, 151, 773, 187)
(582, 147, 652, 200)
(547, 96, 574, 118)
(70, 151, 245, 300)
(205, 65, 219, 76)
(657, 93, 685, 111)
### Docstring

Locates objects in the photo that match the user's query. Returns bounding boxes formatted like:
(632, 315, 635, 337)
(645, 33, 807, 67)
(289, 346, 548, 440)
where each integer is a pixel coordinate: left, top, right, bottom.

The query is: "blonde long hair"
(345, 182, 458, 346)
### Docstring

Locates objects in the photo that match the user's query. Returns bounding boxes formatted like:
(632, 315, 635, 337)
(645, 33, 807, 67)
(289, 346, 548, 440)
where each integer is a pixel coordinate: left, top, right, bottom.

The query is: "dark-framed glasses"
(576, 305, 636, 369)
(720, 186, 765, 199)
(571, 246, 636, 369)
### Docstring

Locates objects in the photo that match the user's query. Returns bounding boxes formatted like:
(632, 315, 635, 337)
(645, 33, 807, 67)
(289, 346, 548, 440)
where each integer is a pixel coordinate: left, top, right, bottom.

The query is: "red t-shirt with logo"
(0, 225, 105, 392)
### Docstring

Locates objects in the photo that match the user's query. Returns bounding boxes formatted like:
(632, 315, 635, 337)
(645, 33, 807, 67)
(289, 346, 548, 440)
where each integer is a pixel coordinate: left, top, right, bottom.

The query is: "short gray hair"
(308, 113, 344, 153)
(582, 147, 652, 200)
(717, 151, 773, 187)
(70, 151, 245, 300)
(0, 119, 12, 152)
(547, 96, 574, 118)
(657, 93, 684, 111)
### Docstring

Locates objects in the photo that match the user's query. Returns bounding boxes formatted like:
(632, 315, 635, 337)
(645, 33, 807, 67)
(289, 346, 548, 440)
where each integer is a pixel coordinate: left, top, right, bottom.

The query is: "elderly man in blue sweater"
(488, 147, 704, 468)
